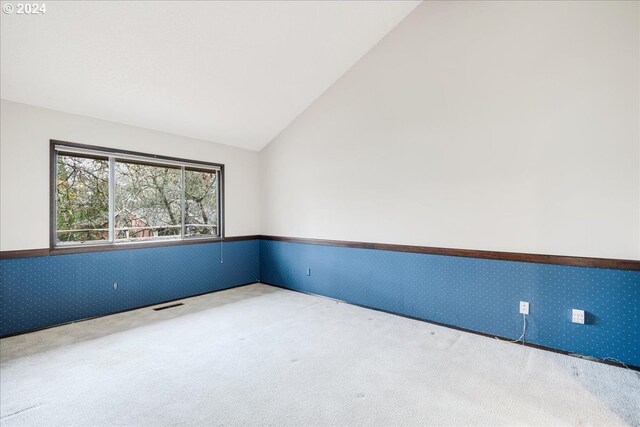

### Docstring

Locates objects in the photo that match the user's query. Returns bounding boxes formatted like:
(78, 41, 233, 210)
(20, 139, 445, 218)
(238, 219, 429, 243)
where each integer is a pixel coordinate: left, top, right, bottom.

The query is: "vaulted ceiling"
(1, 1, 420, 150)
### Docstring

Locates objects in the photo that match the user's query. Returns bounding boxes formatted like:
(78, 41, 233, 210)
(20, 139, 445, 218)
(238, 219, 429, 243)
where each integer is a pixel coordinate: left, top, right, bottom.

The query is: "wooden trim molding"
(0, 235, 260, 259)
(3, 235, 639, 270)
(259, 235, 640, 271)
(0, 248, 51, 260)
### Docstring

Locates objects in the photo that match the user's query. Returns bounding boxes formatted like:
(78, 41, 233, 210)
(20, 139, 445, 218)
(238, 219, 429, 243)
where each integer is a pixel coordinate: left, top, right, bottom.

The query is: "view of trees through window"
(185, 169, 218, 236)
(55, 150, 220, 245)
(56, 154, 109, 242)
(115, 162, 182, 241)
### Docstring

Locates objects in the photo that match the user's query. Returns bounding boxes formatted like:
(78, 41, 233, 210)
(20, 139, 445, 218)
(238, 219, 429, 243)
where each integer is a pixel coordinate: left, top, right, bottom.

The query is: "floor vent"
(153, 303, 184, 311)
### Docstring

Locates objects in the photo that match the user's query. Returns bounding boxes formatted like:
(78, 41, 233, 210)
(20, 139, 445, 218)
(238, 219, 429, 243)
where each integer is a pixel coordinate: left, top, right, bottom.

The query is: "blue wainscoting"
(0, 239, 259, 336)
(2, 237, 639, 367)
(259, 239, 640, 368)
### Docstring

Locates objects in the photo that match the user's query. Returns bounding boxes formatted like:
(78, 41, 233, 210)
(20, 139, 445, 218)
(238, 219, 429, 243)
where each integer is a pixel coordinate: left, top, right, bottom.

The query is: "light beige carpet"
(1, 284, 638, 426)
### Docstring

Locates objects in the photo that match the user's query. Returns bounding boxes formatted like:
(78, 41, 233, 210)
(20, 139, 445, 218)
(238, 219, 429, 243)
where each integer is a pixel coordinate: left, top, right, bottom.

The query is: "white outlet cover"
(572, 309, 585, 324)
(519, 301, 529, 315)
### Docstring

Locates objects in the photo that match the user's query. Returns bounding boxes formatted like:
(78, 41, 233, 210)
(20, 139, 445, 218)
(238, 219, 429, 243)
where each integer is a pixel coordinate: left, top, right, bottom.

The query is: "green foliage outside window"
(56, 155, 109, 242)
(56, 152, 219, 244)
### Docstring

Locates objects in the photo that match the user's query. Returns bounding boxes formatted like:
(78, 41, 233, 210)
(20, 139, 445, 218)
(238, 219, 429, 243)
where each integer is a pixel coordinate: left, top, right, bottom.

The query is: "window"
(56, 153, 110, 243)
(114, 161, 182, 241)
(185, 168, 219, 237)
(52, 141, 223, 248)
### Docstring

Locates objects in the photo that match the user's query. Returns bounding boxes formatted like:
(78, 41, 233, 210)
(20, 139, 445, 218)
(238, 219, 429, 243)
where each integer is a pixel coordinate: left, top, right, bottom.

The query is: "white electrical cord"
(495, 317, 633, 369)
(598, 357, 630, 369)
(496, 313, 527, 344)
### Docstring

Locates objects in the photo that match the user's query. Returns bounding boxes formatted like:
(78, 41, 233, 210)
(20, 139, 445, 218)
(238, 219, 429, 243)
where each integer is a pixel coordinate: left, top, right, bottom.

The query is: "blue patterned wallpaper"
(259, 240, 640, 368)
(2, 237, 638, 368)
(0, 240, 259, 336)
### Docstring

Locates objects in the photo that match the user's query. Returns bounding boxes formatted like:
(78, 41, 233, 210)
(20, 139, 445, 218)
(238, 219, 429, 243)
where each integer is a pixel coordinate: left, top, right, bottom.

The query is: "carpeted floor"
(1, 283, 638, 426)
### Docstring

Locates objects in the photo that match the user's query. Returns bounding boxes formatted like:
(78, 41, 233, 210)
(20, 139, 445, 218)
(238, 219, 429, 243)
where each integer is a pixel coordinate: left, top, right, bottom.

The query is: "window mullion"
(108, 156, 115, 242)
(181, 166, 186, 239)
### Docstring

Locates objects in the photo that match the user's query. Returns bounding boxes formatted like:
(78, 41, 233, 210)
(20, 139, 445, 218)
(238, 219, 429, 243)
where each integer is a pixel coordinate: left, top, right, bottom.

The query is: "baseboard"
(260, 281, 640, 372)
(0, 281, 259, 339)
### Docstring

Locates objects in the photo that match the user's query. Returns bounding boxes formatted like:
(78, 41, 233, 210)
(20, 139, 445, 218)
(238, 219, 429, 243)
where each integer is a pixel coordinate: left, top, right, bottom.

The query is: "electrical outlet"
(519, 301, 529, 315)
(572, 309, 585, 324)
(306, 268, 311, 276)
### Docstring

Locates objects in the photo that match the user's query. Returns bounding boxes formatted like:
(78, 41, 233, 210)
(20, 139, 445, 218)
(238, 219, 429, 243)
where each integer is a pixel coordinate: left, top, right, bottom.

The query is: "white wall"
(0, 100, 260, 251)
(260, 1, 640, 260)
(2, 2, 638, 259)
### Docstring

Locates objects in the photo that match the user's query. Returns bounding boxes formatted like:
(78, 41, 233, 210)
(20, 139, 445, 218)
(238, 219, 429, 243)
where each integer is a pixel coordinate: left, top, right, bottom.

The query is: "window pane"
(185, 169, 218, 236)
(115, 161, 182, 241)
(56, 154, 109, 243)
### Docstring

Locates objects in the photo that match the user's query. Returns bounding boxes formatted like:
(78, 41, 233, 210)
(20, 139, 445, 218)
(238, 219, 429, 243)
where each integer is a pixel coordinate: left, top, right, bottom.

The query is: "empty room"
(1, 1, 639, 426)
